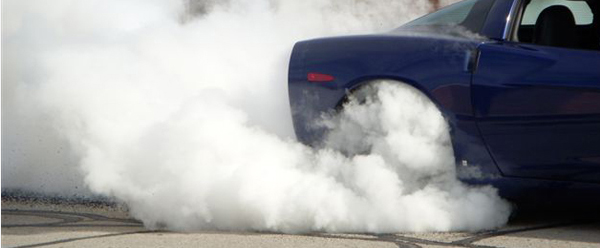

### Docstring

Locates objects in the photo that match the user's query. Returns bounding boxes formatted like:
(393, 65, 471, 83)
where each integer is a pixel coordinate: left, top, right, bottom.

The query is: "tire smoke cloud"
(2, 0, 510, 232)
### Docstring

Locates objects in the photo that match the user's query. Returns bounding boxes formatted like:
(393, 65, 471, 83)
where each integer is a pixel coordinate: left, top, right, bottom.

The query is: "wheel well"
(334, 79, 440, 112)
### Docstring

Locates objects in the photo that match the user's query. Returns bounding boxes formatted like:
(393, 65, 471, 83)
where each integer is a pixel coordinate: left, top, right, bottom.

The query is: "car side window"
(521, 0, 593, 25)
(516, 0, 599, 51)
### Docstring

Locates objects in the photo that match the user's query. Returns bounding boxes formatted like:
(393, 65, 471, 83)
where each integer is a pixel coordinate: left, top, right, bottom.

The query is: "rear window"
(408, 0, 478, 26)
(404, 0, 495, 34)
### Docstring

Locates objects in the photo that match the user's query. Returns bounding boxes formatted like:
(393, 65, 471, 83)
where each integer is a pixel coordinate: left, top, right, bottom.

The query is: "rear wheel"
(324, 80, 453, 165)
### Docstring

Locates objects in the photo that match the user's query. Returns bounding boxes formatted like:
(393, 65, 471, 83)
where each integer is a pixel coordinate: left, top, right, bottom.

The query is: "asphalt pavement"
(2, 196, 600, 248)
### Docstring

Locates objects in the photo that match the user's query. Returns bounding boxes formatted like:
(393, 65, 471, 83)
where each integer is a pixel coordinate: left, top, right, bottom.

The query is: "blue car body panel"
(288, 0, 600, 202)
(474, 42, 600, 183)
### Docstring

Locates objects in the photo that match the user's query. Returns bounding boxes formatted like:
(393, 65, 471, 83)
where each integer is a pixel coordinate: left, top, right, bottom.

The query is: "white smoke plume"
(2, 0, 510, 232)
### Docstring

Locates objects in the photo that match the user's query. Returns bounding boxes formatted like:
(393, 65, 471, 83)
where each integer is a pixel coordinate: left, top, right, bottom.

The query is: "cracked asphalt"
(2, 197, 600, 248)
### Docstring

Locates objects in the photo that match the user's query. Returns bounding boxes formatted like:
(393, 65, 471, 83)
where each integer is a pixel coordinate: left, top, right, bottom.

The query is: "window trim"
(503, 0, 524, 41)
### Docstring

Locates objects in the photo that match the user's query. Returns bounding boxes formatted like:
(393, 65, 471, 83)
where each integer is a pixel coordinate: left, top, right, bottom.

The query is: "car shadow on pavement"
(495, 205, 600, 246)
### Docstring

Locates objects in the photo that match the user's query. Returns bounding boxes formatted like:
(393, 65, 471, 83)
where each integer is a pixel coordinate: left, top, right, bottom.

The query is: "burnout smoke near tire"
(322, 81, 454, 170)
(3, 0, 508, 233)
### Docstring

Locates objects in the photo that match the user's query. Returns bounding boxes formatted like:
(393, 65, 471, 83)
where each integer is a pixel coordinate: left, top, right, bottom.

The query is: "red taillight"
(307, 73, 335, 82)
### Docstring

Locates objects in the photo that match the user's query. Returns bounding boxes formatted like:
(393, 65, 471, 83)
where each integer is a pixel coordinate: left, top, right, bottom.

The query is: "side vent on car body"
(464, 48, 481, 73)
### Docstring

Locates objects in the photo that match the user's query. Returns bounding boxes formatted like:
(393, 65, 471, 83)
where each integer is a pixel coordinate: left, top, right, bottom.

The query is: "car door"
(472, 0, 600, 183)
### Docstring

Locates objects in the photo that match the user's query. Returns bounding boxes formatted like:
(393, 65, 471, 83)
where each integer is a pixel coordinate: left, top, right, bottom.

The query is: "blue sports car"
(288, 0, 600, 203)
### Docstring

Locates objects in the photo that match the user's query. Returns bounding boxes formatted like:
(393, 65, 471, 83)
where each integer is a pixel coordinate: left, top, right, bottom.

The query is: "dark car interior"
(516, 0, 600, 51)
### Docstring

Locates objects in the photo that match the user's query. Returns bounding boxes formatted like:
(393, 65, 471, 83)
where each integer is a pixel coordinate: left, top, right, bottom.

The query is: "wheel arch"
(334, 76, 444, 114)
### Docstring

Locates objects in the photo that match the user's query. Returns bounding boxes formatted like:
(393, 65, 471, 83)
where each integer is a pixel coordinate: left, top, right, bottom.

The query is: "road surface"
(2, 196, 600, 248)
